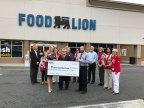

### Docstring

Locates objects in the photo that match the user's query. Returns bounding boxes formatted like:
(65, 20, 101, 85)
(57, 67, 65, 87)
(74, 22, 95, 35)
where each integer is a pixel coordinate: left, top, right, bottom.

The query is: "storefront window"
(0, 40, 11, 57)
(12, 41, 22, 45)
(1, 40, 11, 45)
(91, 43, 116, 53)
(12, 40, 23, 57)
(12, 46, 22, 57)
(68, 43, 76, 47)
(1, 44, 11, 57)
(91, 43, 99, 53)
(107, 44, 114, 48)
(68, 42, 84, 54)
(77, 43, 85, 47)
(0, 40, 23, 58)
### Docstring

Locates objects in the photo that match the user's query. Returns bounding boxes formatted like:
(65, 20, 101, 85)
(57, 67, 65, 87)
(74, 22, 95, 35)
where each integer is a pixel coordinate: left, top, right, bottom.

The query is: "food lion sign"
(18, 13, 96, 31)
(47, 60, 79, 77)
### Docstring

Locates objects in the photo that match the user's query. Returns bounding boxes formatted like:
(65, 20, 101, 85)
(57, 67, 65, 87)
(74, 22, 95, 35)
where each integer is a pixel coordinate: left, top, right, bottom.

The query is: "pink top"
(111, 55, 121, 73)
(104, 54, 112, 69)
(39, 57, 48, 72)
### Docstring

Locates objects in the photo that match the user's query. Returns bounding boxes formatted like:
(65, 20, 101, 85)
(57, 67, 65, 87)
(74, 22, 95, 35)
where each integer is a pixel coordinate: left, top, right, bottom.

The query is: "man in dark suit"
(58, 48, 73, 90)
(30, 44, 40, 85)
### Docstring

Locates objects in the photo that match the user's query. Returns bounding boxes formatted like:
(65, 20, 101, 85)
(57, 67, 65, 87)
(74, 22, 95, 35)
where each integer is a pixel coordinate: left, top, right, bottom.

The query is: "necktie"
(35, 51, 38, 58)
(80, 53, 83, 59)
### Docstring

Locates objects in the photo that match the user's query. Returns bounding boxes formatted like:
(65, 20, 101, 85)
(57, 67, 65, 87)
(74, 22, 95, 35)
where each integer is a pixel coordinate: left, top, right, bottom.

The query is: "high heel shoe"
(48, 89, 52, 93)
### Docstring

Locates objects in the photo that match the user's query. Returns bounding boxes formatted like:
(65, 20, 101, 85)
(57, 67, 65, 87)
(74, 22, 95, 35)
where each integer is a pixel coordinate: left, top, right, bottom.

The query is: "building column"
(23, 40, 30, 59)
(132, 45, 144, 66)
(23, 40, 30, 66)
(141, 45, 144, 65)
(116, 44, 121, 53)
(135, 45, 142, 65)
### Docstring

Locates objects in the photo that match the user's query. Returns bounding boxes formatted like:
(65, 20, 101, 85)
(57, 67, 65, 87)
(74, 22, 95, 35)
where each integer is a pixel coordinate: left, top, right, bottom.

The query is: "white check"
(47, 60, 79, 77)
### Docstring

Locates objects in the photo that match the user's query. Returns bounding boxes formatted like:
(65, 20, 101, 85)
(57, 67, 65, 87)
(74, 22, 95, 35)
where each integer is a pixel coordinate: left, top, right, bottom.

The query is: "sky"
(110, 0, 144, 5)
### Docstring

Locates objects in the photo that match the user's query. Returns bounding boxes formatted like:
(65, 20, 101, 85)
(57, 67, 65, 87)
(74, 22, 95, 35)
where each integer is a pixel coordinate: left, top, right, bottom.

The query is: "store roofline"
(87, 0, 144, 13)
(96, 0, 144, 6)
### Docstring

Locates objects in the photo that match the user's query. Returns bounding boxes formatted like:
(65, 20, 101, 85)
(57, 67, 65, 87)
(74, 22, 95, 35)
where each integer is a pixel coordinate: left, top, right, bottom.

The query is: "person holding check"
(58, 48, 72, 90)
(47, 46, 56, 93)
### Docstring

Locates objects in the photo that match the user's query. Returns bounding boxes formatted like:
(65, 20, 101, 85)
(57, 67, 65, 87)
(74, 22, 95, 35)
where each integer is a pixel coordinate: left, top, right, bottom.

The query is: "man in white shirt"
(77, 46, 89, 94)
(87, 46, 98, 84)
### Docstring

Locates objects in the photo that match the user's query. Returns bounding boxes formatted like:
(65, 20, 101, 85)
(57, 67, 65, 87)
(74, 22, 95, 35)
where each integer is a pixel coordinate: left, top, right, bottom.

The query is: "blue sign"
(18, 13, 96, 31)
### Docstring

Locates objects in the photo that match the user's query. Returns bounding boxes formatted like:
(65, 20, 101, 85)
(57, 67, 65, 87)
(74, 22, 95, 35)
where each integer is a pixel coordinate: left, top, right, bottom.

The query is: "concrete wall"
(120, 45, 135, 63)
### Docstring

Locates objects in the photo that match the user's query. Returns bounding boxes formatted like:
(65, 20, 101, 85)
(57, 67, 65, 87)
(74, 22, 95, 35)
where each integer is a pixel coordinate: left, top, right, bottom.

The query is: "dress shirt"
(87, 51, 98, 64)
(78, 52, 89, 66)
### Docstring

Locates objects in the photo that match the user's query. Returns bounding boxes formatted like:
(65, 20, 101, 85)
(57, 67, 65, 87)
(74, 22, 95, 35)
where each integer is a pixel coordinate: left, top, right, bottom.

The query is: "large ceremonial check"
(47, 60, 79, 77)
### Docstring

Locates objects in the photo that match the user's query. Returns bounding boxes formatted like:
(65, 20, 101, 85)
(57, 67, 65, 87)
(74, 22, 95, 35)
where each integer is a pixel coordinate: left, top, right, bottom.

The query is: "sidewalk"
(68, 99, 144, 108)
(0, 63, 143, 67)
(0, 63, 28, 67)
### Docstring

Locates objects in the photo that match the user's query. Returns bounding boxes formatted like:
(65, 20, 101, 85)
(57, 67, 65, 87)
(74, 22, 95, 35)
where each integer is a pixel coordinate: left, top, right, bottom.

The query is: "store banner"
(0, 46, 11, 57)
(18, 13, 96, 31)
(47, 60, 79, 77)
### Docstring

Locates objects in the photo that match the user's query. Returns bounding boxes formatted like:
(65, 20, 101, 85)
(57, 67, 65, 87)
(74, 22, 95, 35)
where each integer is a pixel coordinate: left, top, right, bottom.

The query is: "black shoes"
(65, 87, 68, 90)
(81, 89, 87, 94)
(103, 87, 108, 90)
(111, 91, 119, 95)
(59, 87, 69, 90)
(76, 88, 87, 94)
(31, 81, 39, 85)
(87, 81, 95, 84)
(31, 83, 35, 85)
(59, 88, 63, 90)
(98, 83, 103, 86)
(75, 89, 82, 92)
(90, 82, 95, 84)
(113, 92, 119, 95)
(35, 81, 40, 83)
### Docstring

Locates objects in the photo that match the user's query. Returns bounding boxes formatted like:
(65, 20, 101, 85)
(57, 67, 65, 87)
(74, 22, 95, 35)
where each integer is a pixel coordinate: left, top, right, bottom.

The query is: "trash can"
(129, 57, 135, 64)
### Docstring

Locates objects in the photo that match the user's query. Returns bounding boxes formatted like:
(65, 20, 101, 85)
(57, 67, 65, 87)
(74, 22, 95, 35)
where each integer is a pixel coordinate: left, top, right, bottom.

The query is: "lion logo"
(54, 16, 70, 29)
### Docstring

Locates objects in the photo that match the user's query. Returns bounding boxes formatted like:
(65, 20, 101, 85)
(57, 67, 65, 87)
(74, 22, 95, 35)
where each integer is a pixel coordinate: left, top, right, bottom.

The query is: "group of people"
(30, 44, 121, 95)
(97, 47, 121, 95)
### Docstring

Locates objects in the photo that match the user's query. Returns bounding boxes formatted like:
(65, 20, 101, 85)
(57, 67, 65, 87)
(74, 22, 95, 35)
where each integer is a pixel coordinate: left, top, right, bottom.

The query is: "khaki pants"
(104, 69, 112, 89)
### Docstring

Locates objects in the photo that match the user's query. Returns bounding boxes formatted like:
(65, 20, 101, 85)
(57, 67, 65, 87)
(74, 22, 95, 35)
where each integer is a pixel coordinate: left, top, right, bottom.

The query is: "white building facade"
(0, 0, 144, 65)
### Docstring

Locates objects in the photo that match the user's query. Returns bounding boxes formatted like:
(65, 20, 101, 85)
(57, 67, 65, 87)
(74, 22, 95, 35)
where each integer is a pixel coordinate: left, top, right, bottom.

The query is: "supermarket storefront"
(0, 0, 144, 65)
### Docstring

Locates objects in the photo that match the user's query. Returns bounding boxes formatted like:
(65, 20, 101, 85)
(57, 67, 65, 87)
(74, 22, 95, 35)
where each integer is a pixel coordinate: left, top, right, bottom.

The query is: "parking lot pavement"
(0, 65, 144, 108)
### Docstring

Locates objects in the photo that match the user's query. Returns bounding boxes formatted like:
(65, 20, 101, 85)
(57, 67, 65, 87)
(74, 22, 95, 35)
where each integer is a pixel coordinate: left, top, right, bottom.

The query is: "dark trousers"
(73, 77, 79, 83)
(59, 76, 70, 89)
(88, 62, 96, 83)
(30, 66, 38, 84)
(79, 66, 87, 91)
(99, 66, 105, 84)
(41, 70, 47, 82)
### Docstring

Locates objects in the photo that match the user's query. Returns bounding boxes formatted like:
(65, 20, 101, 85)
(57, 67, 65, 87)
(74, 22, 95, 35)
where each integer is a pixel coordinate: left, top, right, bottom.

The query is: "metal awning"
(88, 0, 144, 13)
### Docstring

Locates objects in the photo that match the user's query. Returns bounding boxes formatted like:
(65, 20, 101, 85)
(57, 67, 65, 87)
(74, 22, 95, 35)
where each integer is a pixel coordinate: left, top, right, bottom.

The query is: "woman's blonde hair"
(99, 47, 104, 52)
